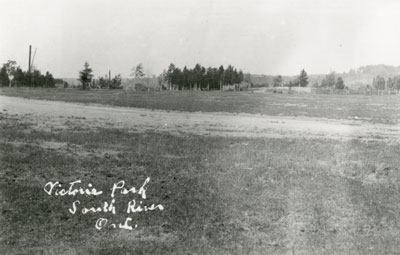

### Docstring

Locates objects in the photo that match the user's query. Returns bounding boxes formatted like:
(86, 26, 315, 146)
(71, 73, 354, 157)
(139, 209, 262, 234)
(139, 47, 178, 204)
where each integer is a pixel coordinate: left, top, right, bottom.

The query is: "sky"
(1, 0, 400, 78)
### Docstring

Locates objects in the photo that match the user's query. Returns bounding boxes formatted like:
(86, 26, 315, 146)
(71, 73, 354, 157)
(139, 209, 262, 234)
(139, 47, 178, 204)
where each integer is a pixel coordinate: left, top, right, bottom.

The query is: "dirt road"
(1, 95, 399, 140)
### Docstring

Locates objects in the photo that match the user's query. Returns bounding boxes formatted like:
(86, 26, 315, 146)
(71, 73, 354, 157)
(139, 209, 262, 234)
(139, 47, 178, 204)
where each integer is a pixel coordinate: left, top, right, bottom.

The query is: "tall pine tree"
(79, 62, 93, 90)
(298, 69, 309, 87)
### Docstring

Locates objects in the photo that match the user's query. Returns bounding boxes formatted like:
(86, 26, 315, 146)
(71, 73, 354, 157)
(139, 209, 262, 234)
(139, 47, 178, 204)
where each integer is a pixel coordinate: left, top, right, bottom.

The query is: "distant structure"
(123, 77, 161, 91)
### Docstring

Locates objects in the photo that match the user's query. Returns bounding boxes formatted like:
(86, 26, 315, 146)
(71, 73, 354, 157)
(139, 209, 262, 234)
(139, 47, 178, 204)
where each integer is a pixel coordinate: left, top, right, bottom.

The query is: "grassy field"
(1, 87, 400, 124)
(1, 89, 400, 254)
(1, 109, 400, 253)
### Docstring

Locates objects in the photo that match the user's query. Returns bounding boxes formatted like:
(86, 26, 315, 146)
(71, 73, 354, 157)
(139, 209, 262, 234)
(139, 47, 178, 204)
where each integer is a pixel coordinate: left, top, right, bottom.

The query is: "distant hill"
(354, 65, 400, 77)
(250, 65, 400, 89)
(60, 78, 80, 86)
(340, 65, 400, 88)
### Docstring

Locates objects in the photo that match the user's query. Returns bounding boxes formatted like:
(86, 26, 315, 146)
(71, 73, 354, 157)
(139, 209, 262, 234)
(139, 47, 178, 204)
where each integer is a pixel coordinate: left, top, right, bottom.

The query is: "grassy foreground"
(1, 87, 400, 124)
(1, 112, 400, 254)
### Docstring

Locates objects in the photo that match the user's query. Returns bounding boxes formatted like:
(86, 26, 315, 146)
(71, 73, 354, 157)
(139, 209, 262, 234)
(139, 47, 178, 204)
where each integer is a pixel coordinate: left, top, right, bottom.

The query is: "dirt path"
(1, 95, 399, 140)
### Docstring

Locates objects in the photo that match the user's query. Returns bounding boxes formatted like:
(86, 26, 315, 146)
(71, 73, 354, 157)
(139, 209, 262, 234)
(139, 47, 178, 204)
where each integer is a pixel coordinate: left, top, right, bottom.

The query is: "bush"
(94, 74, 122, 89)
(134, 83, 148, 91)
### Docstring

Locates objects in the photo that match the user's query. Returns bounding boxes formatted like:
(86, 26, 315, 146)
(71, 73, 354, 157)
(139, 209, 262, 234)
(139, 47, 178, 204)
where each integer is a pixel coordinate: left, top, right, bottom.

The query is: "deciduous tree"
(3, 60, 17, 87)
(335, 77, 345, 90)
(372, 75, 385, 94)
(321, 72, 336, 89)
(131, 63, 145, 78)
(273, 75, 282, 87)
(0, 65, 9, 86)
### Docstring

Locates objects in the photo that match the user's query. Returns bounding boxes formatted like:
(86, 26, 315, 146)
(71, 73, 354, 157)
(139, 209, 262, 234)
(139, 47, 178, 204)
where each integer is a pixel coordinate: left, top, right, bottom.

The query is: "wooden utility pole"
(28, 45, 32, 73)
(109, 70, 111, 81)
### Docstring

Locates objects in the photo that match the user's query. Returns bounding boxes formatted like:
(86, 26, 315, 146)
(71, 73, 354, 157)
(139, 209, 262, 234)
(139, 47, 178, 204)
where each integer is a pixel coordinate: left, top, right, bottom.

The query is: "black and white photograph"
(1, 0, 400, 254)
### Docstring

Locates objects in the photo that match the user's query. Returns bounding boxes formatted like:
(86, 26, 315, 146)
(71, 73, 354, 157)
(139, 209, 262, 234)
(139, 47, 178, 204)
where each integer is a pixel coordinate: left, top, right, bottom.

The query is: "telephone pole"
(28, 45, 32, 73)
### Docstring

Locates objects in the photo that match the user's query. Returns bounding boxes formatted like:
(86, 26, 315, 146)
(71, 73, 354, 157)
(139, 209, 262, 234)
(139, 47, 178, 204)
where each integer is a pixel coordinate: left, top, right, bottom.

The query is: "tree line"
(79, 62, 122, 90)
(0, 59, 357, 93)
(319, 72, 345, 90)
(79, 62, 247, 91)
(308, 72, 346, 90)
(162, 63, 245, 90)
(0, 60, 56, 87)
(371, 75, 400, 94)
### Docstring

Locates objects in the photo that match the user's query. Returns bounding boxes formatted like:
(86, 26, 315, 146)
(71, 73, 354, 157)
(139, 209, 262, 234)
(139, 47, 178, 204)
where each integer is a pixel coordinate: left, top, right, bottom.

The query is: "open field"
(1, 91, 400, 254)
(2, 87, 400, 124)
(1, 95, 400, 142)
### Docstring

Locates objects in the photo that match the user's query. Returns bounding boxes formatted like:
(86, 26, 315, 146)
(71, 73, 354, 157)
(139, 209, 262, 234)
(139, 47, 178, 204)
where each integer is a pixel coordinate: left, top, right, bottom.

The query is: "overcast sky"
(1, 0, 400, 78)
